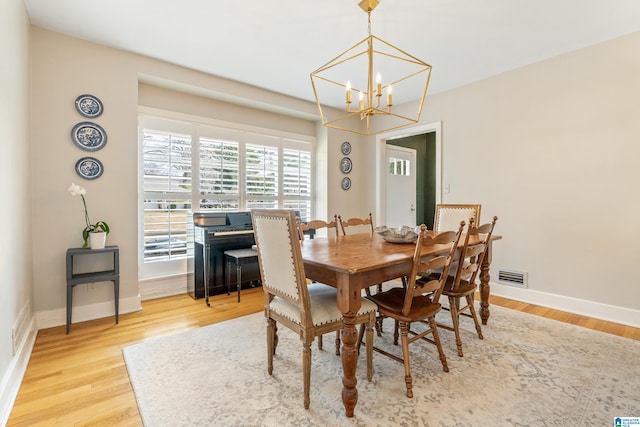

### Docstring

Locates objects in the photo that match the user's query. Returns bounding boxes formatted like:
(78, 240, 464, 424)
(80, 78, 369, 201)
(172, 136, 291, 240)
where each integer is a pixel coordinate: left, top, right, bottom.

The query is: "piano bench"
(224, 248, 259, 303)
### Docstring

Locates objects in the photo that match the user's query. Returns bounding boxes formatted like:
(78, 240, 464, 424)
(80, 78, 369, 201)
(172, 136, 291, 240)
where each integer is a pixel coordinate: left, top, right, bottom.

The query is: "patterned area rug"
(123, 304, 639, 426)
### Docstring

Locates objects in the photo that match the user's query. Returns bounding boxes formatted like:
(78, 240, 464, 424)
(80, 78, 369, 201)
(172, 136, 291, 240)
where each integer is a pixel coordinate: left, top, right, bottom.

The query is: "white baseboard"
(0, 314, 36, 427)
(139, 275, 187, 301)
(35, 295, 142, 330)
(491, 282, 640, 329)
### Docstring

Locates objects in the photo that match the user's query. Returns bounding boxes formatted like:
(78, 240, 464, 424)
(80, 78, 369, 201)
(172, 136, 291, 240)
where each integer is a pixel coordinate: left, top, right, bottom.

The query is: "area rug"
(122, 305, 639, 426)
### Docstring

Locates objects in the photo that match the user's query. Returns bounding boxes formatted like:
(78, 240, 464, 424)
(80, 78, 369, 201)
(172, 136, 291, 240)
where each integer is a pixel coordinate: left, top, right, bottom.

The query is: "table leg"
(340, 314, 358, 418)
(114, 277, 119, 324)
(66, 285, 73, 334)
(479, 243, 493, 325)
(336, 275, 362, 418)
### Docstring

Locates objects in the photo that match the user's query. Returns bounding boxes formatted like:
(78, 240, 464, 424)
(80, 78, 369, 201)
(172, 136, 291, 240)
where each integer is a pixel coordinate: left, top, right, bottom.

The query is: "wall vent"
(498, 269, 528, 288)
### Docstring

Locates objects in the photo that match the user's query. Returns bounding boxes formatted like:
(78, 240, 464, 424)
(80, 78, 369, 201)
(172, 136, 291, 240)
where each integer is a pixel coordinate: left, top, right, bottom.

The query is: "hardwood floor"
(7, 289, 639, 426)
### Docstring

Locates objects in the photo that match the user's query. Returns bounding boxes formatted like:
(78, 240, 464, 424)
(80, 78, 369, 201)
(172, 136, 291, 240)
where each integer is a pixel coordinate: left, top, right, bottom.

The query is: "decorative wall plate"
(75, 94, 104, 118)
(71, 122, 107, 151)
(341, 141, 352, 155)
(341, 177, 351, 190)
(75, 157, 104, 180)
(340, 157, 352, 174)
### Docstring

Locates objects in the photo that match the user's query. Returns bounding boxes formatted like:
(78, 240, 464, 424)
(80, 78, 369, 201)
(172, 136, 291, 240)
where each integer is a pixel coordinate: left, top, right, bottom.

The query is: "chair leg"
(273, 322, 279, 355)
(357, 323, 365, 351)
(335, 330, 341, 356)
(317, 334, 323, 350)
(267, 318, 275, 375)
(375, 314, 384, 337)
(399, 321, 413, 398)
(449, 296, 464, 357)
(393, 319, 400, 345)
(467, 293, 484, 339)
(303, 340, 311, 409)
(366, 314, 374, 382)
(429, 316, 449, 372)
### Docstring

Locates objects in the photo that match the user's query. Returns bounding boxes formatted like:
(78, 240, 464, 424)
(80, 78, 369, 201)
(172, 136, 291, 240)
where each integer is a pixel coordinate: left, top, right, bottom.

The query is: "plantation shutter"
(142, 129, 192, 261)
(283, 146, 312, 221)
(245, 136, 279, 209)
(199, 135, 240, 211)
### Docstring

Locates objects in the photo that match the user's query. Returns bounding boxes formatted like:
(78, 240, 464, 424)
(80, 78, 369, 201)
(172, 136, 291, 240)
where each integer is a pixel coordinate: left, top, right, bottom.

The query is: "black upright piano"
(188, 212, 260, 301)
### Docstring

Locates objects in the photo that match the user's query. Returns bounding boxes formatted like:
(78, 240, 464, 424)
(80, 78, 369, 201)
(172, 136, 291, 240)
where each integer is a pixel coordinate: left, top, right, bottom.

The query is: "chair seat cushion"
(367, 287, 441, 323)
(270, 282, 378, 327)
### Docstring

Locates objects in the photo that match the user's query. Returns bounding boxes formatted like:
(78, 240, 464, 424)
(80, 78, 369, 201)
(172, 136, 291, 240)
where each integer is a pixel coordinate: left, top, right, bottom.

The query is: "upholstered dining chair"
(251, 208, 376, 409)
(296, 214, 342, 353)
(362, 222, 464, 398)
(297, 215, 339, 240)
(433, 204, 481, 232)
(337, 212, 374, 235)
(436, 216, 498, 357)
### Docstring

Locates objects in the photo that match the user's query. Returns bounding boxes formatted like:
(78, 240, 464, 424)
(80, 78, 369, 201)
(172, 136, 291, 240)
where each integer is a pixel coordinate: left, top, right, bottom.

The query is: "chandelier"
(310, 0, 432, 136)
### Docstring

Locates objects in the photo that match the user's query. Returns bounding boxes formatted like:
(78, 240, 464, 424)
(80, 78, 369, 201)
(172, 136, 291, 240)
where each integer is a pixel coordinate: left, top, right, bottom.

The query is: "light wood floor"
(7, 289, 640, 426)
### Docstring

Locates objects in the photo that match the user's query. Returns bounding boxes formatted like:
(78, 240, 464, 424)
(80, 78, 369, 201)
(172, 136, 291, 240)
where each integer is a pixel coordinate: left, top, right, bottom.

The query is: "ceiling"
(24, 0, 640, 110)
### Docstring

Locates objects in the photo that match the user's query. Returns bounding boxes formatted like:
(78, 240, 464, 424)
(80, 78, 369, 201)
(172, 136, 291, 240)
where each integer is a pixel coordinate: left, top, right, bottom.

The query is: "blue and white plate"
(75, 157, 104, 180)
(341, 177, 351, 190)
(340, 157, 352, 174)
(71, 122, 107, 151)
(75, 94, 103, 118)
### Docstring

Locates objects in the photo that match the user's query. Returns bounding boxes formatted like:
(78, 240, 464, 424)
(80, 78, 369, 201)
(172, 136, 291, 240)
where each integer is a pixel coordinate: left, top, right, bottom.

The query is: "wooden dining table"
(299, 231, 501, 417)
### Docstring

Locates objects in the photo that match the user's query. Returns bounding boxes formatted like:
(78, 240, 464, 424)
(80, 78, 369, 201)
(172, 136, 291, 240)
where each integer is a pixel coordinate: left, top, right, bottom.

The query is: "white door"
(385, 145, 417, 227)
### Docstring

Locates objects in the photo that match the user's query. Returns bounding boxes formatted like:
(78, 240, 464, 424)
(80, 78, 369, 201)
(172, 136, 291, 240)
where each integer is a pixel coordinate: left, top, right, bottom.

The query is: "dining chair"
(337, 212, 374, 235)
(251, 208, 376, 409)
(362, 222, 464, 398)
(437, 216, 498, 357)
(297, 215, 339, 240)
(338, 213, 382, 300)
(296, 214, 341, 353)
(433, 204, 481, 232)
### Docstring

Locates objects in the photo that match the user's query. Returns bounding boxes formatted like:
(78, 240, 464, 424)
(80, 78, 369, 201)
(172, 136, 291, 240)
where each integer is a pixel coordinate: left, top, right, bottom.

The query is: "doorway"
(385, 145, 417, 227)
(375, 122, 442, 228)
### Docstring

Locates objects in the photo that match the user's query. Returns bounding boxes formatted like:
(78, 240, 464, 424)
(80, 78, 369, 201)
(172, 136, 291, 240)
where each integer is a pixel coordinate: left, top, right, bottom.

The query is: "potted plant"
(68, 182, 110, 249)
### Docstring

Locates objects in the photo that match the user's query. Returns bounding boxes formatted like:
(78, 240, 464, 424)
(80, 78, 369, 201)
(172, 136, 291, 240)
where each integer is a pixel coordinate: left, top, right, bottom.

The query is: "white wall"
(369, 32, 640, 325)
(0, 0, 36, 424)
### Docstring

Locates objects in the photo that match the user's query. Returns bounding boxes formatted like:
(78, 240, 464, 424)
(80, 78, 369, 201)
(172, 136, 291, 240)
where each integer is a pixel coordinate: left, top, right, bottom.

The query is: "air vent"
(498, 269, 528, 288)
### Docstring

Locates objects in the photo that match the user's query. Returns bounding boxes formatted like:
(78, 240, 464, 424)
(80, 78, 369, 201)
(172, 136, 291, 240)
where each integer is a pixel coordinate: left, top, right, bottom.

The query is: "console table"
(65, 245, 119, 334)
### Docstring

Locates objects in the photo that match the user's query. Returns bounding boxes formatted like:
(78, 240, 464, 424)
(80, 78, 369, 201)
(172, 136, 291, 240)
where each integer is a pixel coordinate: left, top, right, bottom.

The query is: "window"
(139, 115, 313, 278)
(388, 157, 410, 176)
(142, 129, 191, 262)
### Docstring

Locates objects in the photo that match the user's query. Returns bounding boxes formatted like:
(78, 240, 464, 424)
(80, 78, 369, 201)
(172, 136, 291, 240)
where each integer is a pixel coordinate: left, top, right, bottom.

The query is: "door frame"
(375, 121, 442, 226)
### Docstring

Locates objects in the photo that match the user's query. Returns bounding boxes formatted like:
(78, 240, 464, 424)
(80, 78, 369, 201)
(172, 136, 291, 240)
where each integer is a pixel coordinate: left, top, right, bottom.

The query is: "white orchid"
(68, 182, 86, 197)
(68, 182, 109, 248)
